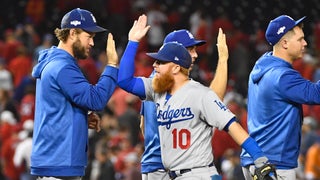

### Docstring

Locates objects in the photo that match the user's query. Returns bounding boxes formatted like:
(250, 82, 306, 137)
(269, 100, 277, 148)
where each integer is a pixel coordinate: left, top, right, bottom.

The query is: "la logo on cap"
(277, 26, 286, 35)
(60, 8, 107, 33)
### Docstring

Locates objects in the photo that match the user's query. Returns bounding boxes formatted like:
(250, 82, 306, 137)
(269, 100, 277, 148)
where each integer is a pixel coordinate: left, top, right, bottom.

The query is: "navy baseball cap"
(164, 29, 206, 48)
(146, 42, 192, 69)
(265, 15, 306, 46)
(61, 8, 107, 33)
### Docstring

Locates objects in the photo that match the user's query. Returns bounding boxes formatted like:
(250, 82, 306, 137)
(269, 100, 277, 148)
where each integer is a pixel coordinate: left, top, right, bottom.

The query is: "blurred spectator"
(194, 11, 210, 59)
(229, 38, 251, 97)
(122, 152, 141, 180)
(0, 111, 22, 180)
(85, 139, 116, 180)
(7, 45, 32, 88)
(87, 107, 118, 165)
(221, 149, 245, 180)
(0, 110, 17, 143)
(134, 51, 153, 77)
(108, 88, 138, 117)
(117, 95, 141, 147)
(312, 19, 320, 56)
(13, 119, 36, 180)
(211, 9, 234, 39)
(189, 7, 203, 36)
(293, 51, 317, 81)
(14, 23, 40, 56)
(304, 136, 320, 180)
(99, 106, 119, 136)
(301, 116, 319, 157)
(105, 0, 131, 48)
(78, 56, 100, 84)
(0, 58, 13, 92)
(2, 29, 22, 64)
(13, 71, 36, 104)
(33, 33, 53, 63)
(249, 29, 271, 60)
(25, 0, 45, 26)
(0, 88, 19, 121)
(18, 85, 35, 124)
(298, 116, 319, 178)
(113, 128, 136, 176)
(146, 2, 168, 51)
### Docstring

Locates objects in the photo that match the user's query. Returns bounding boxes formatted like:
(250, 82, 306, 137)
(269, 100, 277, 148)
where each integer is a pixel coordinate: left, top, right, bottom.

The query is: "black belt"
(168, 162, 214, 179)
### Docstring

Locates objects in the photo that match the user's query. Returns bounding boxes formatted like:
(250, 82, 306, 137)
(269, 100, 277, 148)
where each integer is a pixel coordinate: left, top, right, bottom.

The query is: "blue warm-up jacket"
(30, 46, 118, 176)
(240, 52, 320, 169)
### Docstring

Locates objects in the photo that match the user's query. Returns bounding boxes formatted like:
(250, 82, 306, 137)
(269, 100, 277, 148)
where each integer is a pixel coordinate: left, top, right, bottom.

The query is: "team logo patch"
(214, 100, 228, 111)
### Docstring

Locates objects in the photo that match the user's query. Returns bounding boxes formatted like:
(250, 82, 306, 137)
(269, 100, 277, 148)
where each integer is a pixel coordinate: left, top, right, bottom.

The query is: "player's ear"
(69, 28, 78, 41)
(172, 65, 181, 74)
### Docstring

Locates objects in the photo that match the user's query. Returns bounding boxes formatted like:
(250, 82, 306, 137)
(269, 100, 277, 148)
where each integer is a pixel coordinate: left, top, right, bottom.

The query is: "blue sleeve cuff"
(101, 66, 118, 82)
(241, 137, 264, 161)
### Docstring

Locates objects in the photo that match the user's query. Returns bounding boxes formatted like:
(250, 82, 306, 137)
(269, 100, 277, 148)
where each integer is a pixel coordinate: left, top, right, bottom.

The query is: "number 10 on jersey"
(172, 128, 191, 149)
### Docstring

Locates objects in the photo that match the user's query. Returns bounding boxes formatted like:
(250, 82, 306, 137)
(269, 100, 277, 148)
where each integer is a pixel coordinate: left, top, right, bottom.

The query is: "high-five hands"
(129, 14, 151, 42)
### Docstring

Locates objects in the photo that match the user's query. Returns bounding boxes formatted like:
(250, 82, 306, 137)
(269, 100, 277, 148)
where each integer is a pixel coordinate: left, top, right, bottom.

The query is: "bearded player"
(118, 14, 276, 180)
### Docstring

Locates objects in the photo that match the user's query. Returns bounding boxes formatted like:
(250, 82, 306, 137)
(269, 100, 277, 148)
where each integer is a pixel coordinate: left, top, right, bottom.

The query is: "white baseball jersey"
(142, 78, 235, 171)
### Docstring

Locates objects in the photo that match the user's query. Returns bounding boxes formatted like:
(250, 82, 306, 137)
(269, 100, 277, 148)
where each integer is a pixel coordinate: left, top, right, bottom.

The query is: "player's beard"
(72, 37, 88, 59)
(152, 70, 174, 93)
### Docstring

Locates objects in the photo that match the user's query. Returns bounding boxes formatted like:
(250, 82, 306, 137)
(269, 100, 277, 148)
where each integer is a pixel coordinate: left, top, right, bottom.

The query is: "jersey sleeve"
(117, 41, 146, 99)
(200, 90, 235, 130)
(141, 77, 156, 101)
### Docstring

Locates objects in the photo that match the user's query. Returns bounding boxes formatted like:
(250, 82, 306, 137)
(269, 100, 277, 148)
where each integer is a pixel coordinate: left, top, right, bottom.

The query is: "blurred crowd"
(1, 0, 320, 180)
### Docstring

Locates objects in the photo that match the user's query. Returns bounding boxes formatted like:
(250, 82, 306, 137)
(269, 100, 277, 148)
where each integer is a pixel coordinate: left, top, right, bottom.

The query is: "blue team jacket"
(240, 52, 320, 169)
(31, 47, 118, 176)
(140, 100, 165, 173)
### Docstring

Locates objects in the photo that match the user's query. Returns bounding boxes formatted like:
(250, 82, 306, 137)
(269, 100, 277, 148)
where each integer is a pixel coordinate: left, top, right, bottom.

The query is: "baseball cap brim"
(185, 40, 206, 47)
(295, 16, 306, 26)
(146, 52, 172, 63)
(82, 26, 107, 33)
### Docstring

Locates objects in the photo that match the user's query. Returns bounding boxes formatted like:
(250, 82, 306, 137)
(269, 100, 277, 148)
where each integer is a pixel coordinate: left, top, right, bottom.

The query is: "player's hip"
(168, 163, 221, 180)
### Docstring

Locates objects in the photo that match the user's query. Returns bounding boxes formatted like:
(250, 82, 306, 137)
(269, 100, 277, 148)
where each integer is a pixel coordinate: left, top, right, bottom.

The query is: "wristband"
(241, 137, 264, 161)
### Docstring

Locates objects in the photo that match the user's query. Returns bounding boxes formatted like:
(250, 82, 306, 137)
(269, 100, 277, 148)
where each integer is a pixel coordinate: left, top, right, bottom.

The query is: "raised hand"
(106, 33, 118, 66)
(128, 14, 151, 42)
(216, 28, 228, 62)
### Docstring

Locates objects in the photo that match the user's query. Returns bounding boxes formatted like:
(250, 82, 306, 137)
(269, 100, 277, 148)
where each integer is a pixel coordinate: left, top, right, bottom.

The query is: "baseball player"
(30, 8, 118, 179)
(118, 14, 275, 179)
(140, 28, 228, 180)
(241, 15, 319, 180)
